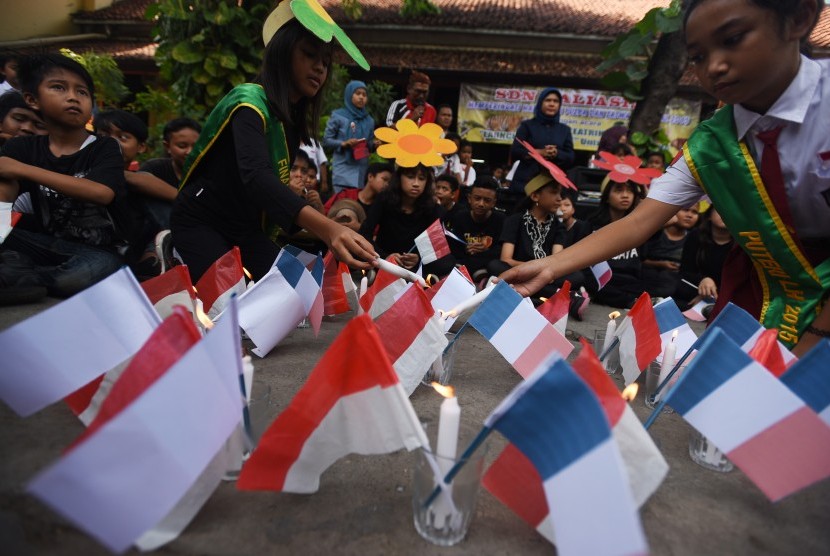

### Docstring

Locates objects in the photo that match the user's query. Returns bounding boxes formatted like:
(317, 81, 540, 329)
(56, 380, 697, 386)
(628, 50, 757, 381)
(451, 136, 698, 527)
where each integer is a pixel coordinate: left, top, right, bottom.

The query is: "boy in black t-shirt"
(446, 176, 504, 284)
(140, 117, 202, 188)
(0, 53, 130, 299)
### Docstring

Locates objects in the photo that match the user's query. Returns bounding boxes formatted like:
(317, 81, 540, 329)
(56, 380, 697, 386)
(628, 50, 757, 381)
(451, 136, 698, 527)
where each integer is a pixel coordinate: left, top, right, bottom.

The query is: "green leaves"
(171, 40, 205, 64)
(59, 48, 129, 107)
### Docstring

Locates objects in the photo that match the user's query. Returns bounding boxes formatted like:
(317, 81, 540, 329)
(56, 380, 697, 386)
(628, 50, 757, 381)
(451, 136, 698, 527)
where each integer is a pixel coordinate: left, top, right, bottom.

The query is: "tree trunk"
(629, 30, 688, 135)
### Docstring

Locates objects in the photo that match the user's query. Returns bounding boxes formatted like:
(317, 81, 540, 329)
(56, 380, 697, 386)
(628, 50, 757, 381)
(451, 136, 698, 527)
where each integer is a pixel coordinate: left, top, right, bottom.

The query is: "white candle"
(602, 311, 619, 357)
(655, 330, 678, 402)
(355, 274, 368, 316)
(375, 257, 426, 287)
(433, 386, 460, 527)
(443, 279, 495, 318)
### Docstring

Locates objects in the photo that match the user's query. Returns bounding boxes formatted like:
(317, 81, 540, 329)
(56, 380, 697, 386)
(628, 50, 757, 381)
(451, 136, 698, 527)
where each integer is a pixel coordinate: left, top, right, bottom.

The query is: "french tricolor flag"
(614, 292, 662, 385)
(424, 266, 476, 332)
(195, 247, 246, 320)
(274, 249, 324, 335)
(537, 280, 571, 336)
(140, 265, 198, 319)
(484, 356, 648, 556)
(321, 252, 352, 316)
(374, 285, 448, 395)
(359, 258, 409, 319)
(664, 329, 830, 501)
(780, 340, 830, 426)
(414, 218, 451, 264)
(590, 261, 612, 290)
(484, 341, 667, 546)
(682, 297, 711, 322)
(468, 281, 573, 379)
(237, 314, 429, 493)
(653, 298, 697, 363)
(0, 268, 160, 418)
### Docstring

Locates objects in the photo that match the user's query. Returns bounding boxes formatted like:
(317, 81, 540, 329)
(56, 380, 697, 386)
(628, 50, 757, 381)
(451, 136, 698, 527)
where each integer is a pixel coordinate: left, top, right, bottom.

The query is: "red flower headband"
(593, 151, 663, 186)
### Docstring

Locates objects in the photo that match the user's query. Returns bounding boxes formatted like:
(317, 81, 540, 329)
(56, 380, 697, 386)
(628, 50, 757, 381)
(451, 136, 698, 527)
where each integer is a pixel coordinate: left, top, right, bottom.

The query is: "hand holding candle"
(441, 280, 496, 319)
(375, 257, 427, 287)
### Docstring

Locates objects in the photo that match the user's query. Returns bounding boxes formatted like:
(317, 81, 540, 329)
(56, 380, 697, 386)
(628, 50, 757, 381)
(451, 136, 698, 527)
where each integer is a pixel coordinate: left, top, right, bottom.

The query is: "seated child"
(0, 91, 46, 145)
(140, 117, 201, 187)
(676, 206, 734, 309)
(324, 161, 393, 215)
(640, 205, 699, 299)
(453, 139, 476, 187)
(0, 53, 133, 298)
(0, 53, 20, 95)
(446, 175, 504, 284)
(434, 173, 459, 219)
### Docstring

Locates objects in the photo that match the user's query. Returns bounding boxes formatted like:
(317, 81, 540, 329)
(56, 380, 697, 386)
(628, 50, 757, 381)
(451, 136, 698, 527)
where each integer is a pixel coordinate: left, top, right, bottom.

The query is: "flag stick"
(643, 399, 668, 430)
(598, 336, 619, 362)
(643, 341, 698, 430)
(423, 425, 493, 508)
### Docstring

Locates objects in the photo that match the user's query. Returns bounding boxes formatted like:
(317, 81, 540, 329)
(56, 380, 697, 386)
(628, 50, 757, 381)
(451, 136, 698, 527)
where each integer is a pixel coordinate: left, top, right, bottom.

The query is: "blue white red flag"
(28, 300, 244, 553)
(424, 266, 476, 331)
(484, 356, 648, 556)
(414, 218, 451, 264)
(653, 298, 698, 363)
(237, 315, 429, 493)
(276, 244, 319, 269)
(663, 329, 830, 501)
(484, 341, 666, 546)
(374, 285, 447, 395)
(468, 281, 572, 378)
(0, 268, 160, 417)
(195, 247, 246, 320)
(682, 297, 712, 322)
(537, 280, 570, 336)
(780, 340, 830, 427)
(274, 248, 324, 335)
(614, 293, 662, 385)
(590, 261, 612, 290)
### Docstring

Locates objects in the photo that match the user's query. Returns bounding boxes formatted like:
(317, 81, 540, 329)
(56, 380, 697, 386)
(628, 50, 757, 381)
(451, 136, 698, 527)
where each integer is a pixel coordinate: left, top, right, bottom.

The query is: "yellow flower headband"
(374, 120, 458, 168)
(262, 0, 369, 71)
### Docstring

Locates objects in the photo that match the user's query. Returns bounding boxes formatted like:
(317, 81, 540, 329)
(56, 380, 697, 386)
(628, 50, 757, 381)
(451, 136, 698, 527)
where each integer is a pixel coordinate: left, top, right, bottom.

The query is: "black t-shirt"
(640, 229, 686, 264)
(680, 228, 733, 287)
(446, 209, 505, 273)
(499, 211, 565, 262)
(359, 194, 444, 259)
(139, 158, 179, 189)
(1, 134, 129, 247)
(560, 218, 592, 248)
(172, 108, 307, 243)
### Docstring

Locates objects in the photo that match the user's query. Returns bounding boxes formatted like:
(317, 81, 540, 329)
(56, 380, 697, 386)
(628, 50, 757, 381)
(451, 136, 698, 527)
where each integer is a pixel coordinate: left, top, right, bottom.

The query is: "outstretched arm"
(500, 198, 680, 296)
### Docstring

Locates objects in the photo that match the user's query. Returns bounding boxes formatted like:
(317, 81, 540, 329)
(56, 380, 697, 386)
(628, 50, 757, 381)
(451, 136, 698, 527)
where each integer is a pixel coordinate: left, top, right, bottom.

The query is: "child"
(324, 161, 393, 214)
(446, 175, 504, 283)
(644, 151, 666, 171)
(501, 0, 828, 354)
(0, 91, 46, 145)
(677, 206, 734, 309)
(94, 109, 178, 277)
(640, 206, 699, 300)
(170, 1, 375, 283)
(434, 173, 459, 217)
(140, 117, 201, 188)
(453, 139, 476, 187)
(0, 53, 20, 95)
(0, 53, 132, 299)
(358, 164, 454, 276)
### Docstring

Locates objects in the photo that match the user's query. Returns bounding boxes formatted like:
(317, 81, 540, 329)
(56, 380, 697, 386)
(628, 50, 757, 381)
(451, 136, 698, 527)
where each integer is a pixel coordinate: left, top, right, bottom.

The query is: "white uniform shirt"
(648, 56, 830, 240)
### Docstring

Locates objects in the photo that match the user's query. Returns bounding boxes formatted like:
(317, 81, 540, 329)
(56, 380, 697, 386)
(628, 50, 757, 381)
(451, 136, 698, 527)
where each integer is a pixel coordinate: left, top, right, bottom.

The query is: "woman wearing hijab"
(508, 87, 575, 196)
(323, 80, 375, 193)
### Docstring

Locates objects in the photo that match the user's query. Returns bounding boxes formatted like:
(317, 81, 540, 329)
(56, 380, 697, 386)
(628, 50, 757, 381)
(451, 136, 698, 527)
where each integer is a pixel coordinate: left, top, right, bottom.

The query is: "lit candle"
(655, 330, 678, 402)
(602, 311, 620, 361)
(621, 383, 639, 402)
(375, 257, 427, 287)
(432, 382, 460, 527)
(356, 272, 368, 316)
(442, 279, 496, 319)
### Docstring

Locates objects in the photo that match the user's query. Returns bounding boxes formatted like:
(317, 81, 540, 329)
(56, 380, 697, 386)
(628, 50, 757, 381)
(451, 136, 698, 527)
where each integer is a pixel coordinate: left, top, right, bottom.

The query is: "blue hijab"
(533, 87, 562, 125)
(332, 80, 374, 137)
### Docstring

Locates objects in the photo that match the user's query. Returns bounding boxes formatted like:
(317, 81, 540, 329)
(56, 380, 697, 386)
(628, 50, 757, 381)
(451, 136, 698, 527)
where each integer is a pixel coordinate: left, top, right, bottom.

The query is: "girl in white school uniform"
(501, 0, 830, 356)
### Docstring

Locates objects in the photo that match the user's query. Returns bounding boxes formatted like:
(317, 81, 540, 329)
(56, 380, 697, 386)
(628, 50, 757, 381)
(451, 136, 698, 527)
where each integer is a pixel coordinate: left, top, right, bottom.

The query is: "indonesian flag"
(374, 285, 448, 395)
(664, 329, 830, 501)
(614, 292, 662, 385)
(424, 267, 476, 332)
(237, 314, 429, 493)
(590, 261, 612, 290)
(359, 258, 409, 319)
(0, 268, 160, 417)
(140, 265, 198, 319)
(537, 280, 570, 336)
(0, 203, 21, 244)
(484, 340, 667, 546)
(27, 301, 244, 553)
(747, 328, 791, 377)
(195, 247, 246, 320)
(414, 218, 451, 264)
(781, 340, 830, 426)
(322, 252, 351, 316)
(483, 356, 648, 556)
(469, 281, 573, 379)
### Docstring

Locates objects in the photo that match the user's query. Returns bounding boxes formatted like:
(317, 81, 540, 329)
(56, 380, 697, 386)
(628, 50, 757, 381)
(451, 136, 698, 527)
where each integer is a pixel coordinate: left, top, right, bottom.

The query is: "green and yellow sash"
(180, 83, 291, 240)
(683, 106, 830, 346)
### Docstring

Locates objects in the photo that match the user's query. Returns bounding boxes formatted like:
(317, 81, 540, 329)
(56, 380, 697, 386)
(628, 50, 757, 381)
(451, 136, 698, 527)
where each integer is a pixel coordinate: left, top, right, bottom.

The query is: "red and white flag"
(237, 314, 429, 493)
(414, 218, 451, 264)
(424, 267, 476, 331)
(374, 285, 447, 395)
(322, 252, 351, 316)
(27, 301, 244, 553)
(0, 204, 21, 244)
(537, 280, 570, 336)
(359, 258, 409, 319)
(614, 292, 662, 385)
(0, 268, 160, 417)
(590, 261, 612, 290)
(140, 265, 197, 319)
(195, 247, 246, 320)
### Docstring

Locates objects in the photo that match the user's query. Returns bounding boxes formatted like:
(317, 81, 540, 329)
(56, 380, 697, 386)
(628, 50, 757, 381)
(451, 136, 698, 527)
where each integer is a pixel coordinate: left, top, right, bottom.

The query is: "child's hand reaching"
(498, 256, 557, 297)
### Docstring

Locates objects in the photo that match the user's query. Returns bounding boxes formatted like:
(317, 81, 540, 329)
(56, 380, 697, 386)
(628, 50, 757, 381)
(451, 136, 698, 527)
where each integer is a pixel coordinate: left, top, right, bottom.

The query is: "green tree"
(59, 48, 129, 108)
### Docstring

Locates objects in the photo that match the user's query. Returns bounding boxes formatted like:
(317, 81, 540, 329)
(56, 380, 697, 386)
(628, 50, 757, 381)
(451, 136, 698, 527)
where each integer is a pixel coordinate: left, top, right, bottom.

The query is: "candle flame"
(195, 300, 214, 330)
(431, 382, 455, 398)
(621, 383, 639, 401)
(425, 274, 439, 287)
(539, 297, 548, 303)
(361, 269, 366, 276)
(609, 311, 621, 320)
(243, 267, 253, 280)
(671, 329, 679, 341)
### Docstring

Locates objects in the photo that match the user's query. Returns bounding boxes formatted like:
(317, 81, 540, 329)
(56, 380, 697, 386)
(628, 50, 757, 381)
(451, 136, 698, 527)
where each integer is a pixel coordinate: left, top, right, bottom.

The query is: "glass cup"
(593, 329, 620, 375)
(688, 429, 734, 473)
(412, 424, 488, 546)
(422, 332, 460, 386)
(644, 361, 675, 413)
(223, 384, 274, 480)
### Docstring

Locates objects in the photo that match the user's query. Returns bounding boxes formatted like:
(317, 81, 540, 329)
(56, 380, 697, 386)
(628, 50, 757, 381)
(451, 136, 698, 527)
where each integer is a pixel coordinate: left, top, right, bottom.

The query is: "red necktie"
(756, 126, 797, 235)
